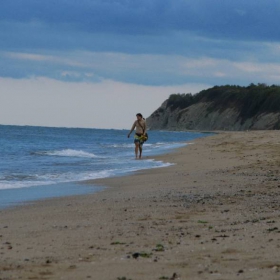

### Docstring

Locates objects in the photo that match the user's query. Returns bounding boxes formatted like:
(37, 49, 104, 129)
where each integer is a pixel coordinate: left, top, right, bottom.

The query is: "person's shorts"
(134, 134, 144, 145)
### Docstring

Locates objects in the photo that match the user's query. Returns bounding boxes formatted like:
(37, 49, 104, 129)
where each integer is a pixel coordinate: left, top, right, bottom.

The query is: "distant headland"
(147, 84, 280, 131)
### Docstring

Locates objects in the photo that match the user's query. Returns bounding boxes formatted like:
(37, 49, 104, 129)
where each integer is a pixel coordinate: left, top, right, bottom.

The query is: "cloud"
(1, 0, 280, 88)
(1, 0, 280, 54)
(2, 49, 280, 86)
(233, 61, 280, 83)
(4, 52, 85, 67)
(0, 77, 210, 128)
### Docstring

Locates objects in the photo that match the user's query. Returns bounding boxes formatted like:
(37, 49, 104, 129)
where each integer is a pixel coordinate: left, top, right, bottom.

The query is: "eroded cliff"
(147, 84, 280, 131)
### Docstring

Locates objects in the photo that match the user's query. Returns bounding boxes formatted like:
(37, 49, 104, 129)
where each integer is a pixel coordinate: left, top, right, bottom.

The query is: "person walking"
(127, 113, 147, 159)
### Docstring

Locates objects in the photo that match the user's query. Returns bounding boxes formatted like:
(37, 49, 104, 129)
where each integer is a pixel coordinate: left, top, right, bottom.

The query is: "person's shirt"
(130, 119, 146, 135)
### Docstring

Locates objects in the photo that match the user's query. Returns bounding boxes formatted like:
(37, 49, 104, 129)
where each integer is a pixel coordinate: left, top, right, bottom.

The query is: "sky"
(1, 0, 280, 129)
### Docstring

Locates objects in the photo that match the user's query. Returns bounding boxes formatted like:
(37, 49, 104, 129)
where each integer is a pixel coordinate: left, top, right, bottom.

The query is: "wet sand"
(1, 131, 280, 280)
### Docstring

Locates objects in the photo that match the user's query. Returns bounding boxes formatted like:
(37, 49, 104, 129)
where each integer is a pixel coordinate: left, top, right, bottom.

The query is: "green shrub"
(165, 84, 280, 123)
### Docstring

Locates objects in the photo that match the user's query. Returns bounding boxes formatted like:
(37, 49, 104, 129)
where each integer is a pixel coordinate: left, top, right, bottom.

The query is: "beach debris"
(198, 220, 208, 224)
(132, 252, 152, 259)
(267, 227, 278, 232)
(154, 244, 165, 252)
(215, 234, 229, 238)
(272, 266, 280, 272)
(267, 220, 276, 224)
(111, 241, 126, 245)
(140, 252, 152, 258)
(68, 265, 76, 269)
(3, 242, 12, 250)
(117, 277, 132, 280)
(170, 273, 179, 280)
(132, 252, 140, 259)
(159, 273, 178, 280)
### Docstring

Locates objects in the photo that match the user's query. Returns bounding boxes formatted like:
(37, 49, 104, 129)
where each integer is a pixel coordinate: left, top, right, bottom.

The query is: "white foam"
(43, 149, 100, 158)
(1, 164, 165, 190)
(105, 144, 135, 148)
(105, 142, 188, 150)
(0, 161, 173, 190)
(0, 181, 51, 190)
(0, 169, 115, 190)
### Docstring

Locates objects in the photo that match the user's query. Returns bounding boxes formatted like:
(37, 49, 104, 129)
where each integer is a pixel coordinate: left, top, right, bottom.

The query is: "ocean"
(0, 125, 210, 208)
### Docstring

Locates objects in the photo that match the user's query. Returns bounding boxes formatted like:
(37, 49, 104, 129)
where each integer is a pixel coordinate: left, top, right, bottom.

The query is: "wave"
(0, 174, 39, 181)
(0, 181, 51, 190)
(104, 144, 136, 148)
(33, 149, 101, 158)
(0, 169, 115, 190)
(104, 142, 167, 148)
(0, 160, 173, 190)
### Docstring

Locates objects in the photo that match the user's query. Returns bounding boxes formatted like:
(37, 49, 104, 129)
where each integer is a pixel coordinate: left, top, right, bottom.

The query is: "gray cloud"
(1, 0, 280, 48)
(1, 0, 280, 86)
(2, 46, 280, 87)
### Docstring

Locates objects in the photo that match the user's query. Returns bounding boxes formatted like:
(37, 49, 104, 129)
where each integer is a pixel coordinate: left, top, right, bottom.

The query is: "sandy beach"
(1, 131, 280, 280)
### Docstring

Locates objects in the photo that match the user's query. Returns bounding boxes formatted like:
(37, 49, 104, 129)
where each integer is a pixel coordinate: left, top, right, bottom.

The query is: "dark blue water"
(0, 125, 210, 208)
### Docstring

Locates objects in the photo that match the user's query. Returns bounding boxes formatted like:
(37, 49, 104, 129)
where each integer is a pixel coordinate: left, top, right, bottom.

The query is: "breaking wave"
(34, 149, 100, 158)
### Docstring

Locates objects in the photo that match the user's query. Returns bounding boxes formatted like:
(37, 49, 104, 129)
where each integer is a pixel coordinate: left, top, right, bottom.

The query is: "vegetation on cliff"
(164, 84, 280, 122)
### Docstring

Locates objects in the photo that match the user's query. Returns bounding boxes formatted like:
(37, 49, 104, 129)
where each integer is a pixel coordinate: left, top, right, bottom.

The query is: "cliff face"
(147, 85, 280, 131)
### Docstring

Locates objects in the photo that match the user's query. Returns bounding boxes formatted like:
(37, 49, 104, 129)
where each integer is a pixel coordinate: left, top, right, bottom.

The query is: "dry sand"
(1, 131, 280, 280)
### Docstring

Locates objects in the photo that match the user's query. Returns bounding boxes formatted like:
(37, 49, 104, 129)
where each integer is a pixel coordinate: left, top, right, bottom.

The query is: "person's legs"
(135, 142, 139, 158)
(139, 144, 143, 159)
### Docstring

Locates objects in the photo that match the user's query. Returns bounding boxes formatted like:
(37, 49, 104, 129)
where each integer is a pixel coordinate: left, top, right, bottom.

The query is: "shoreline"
(0, 133, 205, 210)
(1, 131, 280, 280)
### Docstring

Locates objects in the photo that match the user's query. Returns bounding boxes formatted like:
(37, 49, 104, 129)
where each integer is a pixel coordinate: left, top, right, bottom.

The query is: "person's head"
(136, 113, 143, 120)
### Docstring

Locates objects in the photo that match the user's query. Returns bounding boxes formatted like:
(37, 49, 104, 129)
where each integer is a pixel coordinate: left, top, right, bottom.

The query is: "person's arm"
(143, 121, 147, 135)
(127, 121, 136, 138)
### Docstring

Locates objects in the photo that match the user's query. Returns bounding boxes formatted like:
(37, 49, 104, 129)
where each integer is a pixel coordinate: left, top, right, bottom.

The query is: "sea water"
(0, 125, 210, 208)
